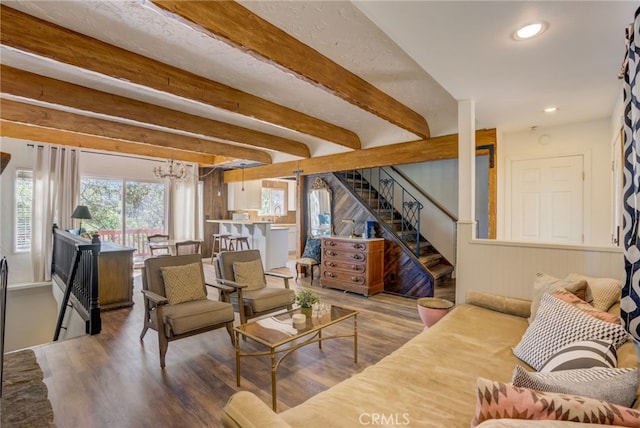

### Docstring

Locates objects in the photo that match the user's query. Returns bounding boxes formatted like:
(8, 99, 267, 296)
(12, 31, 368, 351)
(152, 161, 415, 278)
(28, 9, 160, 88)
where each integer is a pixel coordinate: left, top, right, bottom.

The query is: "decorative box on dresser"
(320, 237, 384, 296)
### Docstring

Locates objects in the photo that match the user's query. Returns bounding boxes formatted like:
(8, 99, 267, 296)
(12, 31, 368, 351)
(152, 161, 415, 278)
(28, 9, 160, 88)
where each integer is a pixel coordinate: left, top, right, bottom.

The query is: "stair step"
(356, 189, 377, 197)
(428, 263, 454, 280)
(419, 253, 442, 267)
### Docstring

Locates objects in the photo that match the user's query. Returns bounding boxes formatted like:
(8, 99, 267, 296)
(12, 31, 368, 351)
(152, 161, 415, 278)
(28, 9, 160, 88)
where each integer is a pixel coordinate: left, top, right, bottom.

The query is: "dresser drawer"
(322, 259, 366, 274)
(323, 248, 367, 263)
(322, 238, 369, 252)
(322, 269, 367, 286)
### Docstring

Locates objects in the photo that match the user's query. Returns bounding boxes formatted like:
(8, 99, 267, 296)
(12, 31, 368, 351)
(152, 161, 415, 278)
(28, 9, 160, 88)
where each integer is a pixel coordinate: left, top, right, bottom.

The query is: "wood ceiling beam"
(1, 121, 219, 166)
(224, 129, 497, 182)
(151, 1, 430, 139)
(1, 99, 272, 164)
(0, 5, 360, 150)
(0, 66, 310, 159)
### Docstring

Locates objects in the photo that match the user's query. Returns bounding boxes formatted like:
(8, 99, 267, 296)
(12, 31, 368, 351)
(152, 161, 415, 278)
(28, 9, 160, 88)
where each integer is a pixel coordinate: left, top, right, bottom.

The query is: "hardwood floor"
(29, 261, 454, 428)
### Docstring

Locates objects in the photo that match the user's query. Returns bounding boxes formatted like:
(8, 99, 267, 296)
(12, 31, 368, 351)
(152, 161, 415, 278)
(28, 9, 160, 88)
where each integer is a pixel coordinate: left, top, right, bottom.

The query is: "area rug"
(1, 349, 55, 427)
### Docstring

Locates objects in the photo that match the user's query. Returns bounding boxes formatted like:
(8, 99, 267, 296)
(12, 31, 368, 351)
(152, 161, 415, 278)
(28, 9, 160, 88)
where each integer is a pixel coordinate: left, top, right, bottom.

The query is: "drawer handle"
(327, 272, 337, 278)
(353, 243, 365, 250)
(351, 265, 359, 271)
(328, 262, 337, 267)
(326, 241, 337, 246)
(328, 251, 338, 257)
(351, 254, 363, 260)
(350, 277, 363, 283)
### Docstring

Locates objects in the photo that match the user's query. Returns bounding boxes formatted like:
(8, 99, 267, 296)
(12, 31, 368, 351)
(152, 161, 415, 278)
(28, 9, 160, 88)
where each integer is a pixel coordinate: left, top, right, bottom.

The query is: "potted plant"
(296, 289, 319, 317)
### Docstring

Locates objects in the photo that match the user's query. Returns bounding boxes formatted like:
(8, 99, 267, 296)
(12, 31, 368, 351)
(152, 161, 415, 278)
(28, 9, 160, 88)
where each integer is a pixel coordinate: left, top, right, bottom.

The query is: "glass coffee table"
(234, 304, 358, 411)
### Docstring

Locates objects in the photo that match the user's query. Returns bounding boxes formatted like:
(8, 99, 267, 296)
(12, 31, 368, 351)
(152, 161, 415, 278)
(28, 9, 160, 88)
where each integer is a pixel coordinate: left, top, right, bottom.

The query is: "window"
(15, 169, 33, 252)
(80, 177, 165, 255)
(259, 180, 287, 217)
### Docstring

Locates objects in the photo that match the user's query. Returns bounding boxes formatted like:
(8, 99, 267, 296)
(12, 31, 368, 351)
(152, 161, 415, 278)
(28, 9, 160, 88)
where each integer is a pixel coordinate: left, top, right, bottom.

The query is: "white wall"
(0, 138, 35, 284)
(456, 223, 624, 304)
(5, 283, 59, 352)
(80, 150, 168, 181)
(498, 118, 613, 246)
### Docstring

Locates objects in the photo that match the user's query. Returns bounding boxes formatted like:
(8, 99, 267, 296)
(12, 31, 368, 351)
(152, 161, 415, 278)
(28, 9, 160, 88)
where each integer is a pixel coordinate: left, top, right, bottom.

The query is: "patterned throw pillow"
(528, 272, 590, 324)
(513, 294, 628, 370)
(565, 273, 622, 312)
(553, 288, 621, 324)
(233, 258, 266, 291)
(539, 339, 617, 372)
(512, 365, 638, 407)
(161, 262, 207, 305)
(471, 378, 640, 428)
(301, 238, 321, 262)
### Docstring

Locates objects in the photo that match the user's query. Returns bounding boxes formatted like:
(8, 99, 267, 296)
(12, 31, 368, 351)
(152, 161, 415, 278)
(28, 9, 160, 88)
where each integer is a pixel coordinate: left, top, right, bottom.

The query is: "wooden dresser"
(320, 237, 384, 296)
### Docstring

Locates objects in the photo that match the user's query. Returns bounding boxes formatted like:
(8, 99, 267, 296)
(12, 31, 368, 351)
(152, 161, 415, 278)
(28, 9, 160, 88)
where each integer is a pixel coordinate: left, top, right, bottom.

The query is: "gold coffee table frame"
(234, 305, 358, 411)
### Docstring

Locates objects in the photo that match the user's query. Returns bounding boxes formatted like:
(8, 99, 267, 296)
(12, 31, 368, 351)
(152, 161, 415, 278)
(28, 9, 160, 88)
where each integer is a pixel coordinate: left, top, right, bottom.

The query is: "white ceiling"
(1, 1, 636, 166)
(353, 0, 636, 133)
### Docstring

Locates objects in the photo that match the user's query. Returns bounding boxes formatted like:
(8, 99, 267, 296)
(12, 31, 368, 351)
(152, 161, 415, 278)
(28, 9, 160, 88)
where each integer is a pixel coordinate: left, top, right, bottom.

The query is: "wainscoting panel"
(456, 223, 623, 303)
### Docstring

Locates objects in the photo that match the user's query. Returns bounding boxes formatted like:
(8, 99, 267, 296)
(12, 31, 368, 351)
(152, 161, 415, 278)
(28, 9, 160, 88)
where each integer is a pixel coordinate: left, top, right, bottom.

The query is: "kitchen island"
(206, 220, 290, 270)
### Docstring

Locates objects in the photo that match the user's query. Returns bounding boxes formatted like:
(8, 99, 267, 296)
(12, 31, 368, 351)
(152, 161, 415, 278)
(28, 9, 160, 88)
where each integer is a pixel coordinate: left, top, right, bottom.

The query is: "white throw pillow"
(513, 294, 628, 370)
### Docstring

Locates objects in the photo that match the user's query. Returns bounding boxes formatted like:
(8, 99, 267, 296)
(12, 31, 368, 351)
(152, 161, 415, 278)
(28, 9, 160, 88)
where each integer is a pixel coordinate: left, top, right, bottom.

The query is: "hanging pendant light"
(241, 163, 245, 191)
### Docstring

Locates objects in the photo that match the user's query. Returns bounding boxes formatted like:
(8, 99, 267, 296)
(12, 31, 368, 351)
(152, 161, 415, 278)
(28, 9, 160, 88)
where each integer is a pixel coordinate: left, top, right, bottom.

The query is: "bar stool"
(228, 235, 251, 250)
(210, 233, 231, 264)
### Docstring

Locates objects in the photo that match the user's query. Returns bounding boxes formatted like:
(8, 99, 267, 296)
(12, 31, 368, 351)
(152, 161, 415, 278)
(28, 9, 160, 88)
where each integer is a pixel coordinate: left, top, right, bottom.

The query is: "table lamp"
(71, 205, 92, 234)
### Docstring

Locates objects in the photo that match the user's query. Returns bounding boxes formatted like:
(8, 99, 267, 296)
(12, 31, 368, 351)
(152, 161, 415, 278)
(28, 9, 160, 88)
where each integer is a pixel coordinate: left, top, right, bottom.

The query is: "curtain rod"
(26, 144, 193, 166)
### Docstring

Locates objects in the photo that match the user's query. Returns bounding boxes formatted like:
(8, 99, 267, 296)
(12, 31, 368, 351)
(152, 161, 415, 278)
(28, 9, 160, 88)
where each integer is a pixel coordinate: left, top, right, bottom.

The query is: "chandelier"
(153, 159, 188, 181)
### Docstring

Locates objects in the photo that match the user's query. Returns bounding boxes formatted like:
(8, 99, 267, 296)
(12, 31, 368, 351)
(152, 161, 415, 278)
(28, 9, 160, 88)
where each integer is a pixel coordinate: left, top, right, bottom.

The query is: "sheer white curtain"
(31, 146, 79, 282)
(167, 164, 202, 241)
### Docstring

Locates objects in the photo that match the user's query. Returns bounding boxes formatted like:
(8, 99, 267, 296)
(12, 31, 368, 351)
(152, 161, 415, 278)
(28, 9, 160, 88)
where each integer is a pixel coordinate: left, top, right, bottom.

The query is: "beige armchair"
(214, 250, 295, 325)
(140, 254, 234, 368)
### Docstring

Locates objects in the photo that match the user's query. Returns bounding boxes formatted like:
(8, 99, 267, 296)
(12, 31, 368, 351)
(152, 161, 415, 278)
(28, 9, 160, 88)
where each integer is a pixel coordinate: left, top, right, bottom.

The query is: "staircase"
(336, 168, 454, 288)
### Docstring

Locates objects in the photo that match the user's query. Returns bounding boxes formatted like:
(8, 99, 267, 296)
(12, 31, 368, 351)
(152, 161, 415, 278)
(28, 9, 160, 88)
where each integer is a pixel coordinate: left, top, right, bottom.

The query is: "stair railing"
(340, 168, 423, 256)
(52, 226, 102, 339)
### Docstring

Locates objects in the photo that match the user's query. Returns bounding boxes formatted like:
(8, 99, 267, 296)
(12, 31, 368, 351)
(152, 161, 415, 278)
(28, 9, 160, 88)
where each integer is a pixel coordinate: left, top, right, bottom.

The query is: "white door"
(511, 155, 584, 243)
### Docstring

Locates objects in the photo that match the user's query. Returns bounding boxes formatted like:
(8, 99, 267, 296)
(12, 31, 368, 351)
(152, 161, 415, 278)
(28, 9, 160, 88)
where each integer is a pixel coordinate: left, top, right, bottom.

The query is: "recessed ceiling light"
(544, 106, 558, 113)
(514, 22, 546, 40)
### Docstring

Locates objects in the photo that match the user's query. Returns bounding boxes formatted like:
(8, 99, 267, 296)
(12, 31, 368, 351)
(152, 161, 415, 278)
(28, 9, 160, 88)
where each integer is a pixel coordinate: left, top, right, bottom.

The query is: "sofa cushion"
(232, 287, 295, 313)
(565, 273, 622, 312)
(466, 290, 531, 318)
(539, 339, 617, 372)
(528, 272, 590, 324)
(163, 299, 233, 336)
(471, 377, 640, 427)
(552, 289, 621, 324)
(513, 294, 628, 370)
(512, 365, 638, 407)
(161, 262, 207, 305)
(233, 259, 266, 291)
